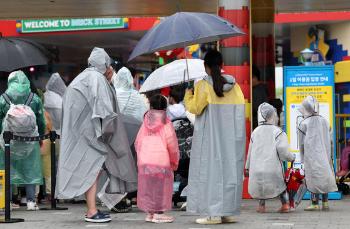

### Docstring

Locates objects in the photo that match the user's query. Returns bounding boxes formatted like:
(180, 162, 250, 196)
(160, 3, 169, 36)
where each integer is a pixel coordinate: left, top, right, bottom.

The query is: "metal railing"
(0, 131, 67, 224)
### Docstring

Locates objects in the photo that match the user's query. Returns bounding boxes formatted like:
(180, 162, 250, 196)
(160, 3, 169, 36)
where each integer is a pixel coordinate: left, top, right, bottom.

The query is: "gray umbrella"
(0, 36, 48, 72)
(128, 12, 244, 61)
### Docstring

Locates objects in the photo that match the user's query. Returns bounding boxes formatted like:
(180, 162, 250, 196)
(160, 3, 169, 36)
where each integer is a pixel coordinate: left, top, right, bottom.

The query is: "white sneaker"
(196, 216, 222, 225)
(180, 202, 187, 211)
(10, 202, 20, 211)
(27, 201, 39, 211)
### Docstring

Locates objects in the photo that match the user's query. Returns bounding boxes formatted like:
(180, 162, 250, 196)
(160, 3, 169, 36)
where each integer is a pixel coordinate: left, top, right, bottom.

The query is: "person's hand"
(171, 163, 178, 171)
(244, 169, 249, 177)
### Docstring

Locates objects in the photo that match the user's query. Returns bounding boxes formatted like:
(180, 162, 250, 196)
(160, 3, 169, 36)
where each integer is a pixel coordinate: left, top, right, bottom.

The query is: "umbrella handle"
(183, 42, 190, 82)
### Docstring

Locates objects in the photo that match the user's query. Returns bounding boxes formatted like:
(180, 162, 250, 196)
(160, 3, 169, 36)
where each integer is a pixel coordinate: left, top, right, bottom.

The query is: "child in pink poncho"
(135, 94, 179, 223)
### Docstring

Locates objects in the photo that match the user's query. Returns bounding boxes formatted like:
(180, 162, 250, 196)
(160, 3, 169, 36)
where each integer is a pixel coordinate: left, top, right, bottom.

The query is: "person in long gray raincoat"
(298, 96, 337, 211)
(56, 47, 137, 223)
(245, 103, 295, 213)
(184, 50, 245, 225)
(44, 72, 66, 134)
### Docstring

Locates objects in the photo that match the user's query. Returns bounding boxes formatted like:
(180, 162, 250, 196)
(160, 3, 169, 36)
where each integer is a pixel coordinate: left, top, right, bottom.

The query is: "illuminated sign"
(17, 18, 129, 33)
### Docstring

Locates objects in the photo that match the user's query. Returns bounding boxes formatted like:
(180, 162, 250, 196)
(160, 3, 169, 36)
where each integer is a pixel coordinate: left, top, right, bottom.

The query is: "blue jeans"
(11, 184, 36, 202)
(25, 184, 36, 202)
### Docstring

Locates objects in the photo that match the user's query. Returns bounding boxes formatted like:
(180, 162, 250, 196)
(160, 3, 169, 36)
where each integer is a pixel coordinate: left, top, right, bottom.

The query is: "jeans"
(11, 184, 36, 202)
(311, 193, 328, 205)
(25, 184, 36, 202)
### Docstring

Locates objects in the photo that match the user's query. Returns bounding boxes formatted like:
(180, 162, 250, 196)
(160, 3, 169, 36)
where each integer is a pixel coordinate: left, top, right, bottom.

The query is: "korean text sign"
(283, 66, 335, 169)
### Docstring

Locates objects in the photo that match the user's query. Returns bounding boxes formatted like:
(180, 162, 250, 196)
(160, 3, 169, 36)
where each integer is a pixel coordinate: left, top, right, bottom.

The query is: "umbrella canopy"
(0, 36, 48, 72)
(139, 59, 206, 93)
(128, 12, 244, 61)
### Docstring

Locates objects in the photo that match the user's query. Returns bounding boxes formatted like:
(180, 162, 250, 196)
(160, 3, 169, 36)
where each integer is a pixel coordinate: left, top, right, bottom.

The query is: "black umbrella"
(0, 34, 48, 72)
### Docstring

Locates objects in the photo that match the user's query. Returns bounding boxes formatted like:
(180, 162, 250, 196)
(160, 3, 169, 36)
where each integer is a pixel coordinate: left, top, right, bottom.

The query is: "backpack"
(0, 93, 39, 160)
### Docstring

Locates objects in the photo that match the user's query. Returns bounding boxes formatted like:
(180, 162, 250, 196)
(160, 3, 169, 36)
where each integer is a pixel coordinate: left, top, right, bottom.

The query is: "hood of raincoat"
(205, 74, 236, 92)
(299, 95, 319, 117)
(5, 70, 31, 101)
(143, 110, 168, 132)
(88, 47, 111, 75)
(257, 102, 278, 125)
(167, 103, 186, 120)
(113, 67, 134, 91)
(46, 73, 66, 97)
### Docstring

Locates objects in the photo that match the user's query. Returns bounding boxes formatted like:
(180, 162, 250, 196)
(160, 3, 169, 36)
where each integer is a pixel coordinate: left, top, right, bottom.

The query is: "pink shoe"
(152, 214, 174, 223)
(145, 213, 153, 222)
(257, 206, 266, 213)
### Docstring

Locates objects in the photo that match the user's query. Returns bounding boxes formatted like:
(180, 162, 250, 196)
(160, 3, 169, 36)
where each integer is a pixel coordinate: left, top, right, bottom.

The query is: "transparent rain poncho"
(297, 96, 337, 193)
(245, 102, 295, 199)
(112, 67, 147, 122)
(44, 73, 66, 133)
(0, 70, 45, 185)
(135, 110, 179, 212)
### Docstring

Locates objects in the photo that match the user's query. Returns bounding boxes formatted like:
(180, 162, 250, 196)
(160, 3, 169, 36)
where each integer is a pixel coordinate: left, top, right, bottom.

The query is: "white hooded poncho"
(246, 103, 295, 199)
(297, 96, 337, 194)
(112, 67, 146, 122)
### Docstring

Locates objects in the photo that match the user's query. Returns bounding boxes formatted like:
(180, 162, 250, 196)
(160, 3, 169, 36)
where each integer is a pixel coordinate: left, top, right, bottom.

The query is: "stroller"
(337, 145, 350, 195)
(172, 118, 193, 206)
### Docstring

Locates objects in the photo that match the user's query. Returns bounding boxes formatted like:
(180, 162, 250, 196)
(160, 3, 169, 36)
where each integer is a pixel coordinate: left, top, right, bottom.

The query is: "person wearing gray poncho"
(56, 47, 137, 223)
(184, 50, 245, 225)
(245, 103, 295, 213)
(298, 96, 337, 211)
(44, 72, 66, 134)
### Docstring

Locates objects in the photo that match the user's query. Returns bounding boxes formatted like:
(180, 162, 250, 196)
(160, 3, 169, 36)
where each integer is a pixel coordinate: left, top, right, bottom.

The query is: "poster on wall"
(283, 66, 335, 170)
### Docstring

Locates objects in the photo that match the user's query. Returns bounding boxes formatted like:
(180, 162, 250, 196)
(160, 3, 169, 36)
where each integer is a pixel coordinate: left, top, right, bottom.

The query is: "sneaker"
(10, 202, 20, 210)
(278, 204, 290, 213)
(322, 202, 330, 211)
(111, 199, 132, 213)
(85, 210, 111, 223)
(256, 205, 266, 213)
(304, 204, 320, 211)
(180, 202, 187, 211)
(145, 213, 153, 222)
(27, 201, 39, 211)
(195, 217, 222, 225)
(221, 216, 236, 223)
(152, 214, 174, 223)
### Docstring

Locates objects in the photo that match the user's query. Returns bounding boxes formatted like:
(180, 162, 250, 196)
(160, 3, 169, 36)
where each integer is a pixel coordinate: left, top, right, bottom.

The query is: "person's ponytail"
(204, 50, 226, 97)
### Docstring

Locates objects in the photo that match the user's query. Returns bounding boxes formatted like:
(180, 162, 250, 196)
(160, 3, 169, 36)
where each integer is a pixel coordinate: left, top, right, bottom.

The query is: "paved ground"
(1, 197, 350, 228)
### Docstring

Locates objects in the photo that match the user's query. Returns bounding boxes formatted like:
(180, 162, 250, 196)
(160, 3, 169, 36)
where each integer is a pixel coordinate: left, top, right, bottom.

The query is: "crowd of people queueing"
(0, 47, 337, 224)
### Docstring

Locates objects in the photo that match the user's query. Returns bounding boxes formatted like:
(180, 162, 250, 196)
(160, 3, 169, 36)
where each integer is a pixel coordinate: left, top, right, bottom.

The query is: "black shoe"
(111, 199, 132, 213)
(85, 210, 111, 223)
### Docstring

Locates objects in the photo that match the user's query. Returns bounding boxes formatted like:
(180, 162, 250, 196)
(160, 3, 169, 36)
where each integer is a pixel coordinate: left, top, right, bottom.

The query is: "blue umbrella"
(128, 12, 244, 61)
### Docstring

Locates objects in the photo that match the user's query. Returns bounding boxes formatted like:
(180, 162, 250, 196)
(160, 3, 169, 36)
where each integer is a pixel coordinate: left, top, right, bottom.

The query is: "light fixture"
(300, 48, 314, 62)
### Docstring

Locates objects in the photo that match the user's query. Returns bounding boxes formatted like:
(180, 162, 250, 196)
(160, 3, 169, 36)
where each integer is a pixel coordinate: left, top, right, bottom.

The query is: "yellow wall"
(325, 21, 350, 52)
(291, 22, 350, 55)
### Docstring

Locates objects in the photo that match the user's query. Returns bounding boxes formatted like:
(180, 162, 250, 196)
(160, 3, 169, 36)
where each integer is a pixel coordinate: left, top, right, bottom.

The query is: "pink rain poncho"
(135, 110, 179, 213)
